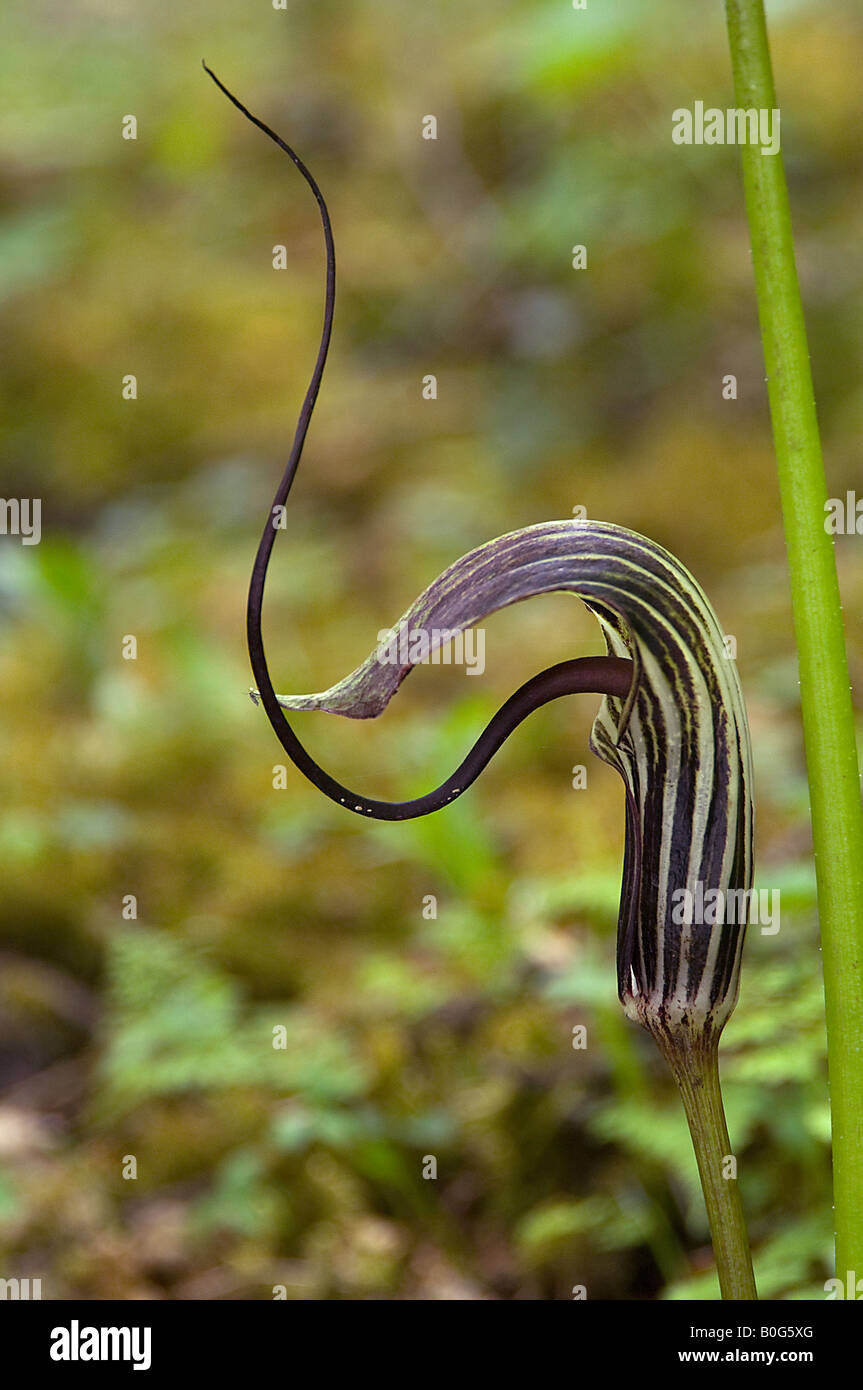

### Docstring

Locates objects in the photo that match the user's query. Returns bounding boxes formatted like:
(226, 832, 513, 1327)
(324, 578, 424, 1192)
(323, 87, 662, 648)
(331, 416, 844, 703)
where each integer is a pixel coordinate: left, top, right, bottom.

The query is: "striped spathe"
(270, 517, 755, 1042)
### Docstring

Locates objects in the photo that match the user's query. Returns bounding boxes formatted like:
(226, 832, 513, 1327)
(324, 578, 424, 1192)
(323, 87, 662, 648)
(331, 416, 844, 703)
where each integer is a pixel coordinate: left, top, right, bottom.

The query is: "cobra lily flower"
(265, 518, 754, 1054)
(205, 64, 758, 1299)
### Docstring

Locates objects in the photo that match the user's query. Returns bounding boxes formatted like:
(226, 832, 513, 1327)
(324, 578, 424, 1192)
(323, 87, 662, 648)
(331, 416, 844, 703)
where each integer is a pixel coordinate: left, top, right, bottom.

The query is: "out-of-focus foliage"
(0, 0, 861, 1298)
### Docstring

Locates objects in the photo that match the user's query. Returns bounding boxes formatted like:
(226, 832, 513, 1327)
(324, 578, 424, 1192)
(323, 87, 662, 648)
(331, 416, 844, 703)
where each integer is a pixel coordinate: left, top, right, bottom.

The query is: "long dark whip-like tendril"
(203, 62, 633, 820)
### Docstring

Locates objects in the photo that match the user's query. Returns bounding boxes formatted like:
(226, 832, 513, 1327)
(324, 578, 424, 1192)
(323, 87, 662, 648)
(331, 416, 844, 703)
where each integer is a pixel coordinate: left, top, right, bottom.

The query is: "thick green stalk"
(660, 1033, 757, 1299)
(724, 0, 863, 1280)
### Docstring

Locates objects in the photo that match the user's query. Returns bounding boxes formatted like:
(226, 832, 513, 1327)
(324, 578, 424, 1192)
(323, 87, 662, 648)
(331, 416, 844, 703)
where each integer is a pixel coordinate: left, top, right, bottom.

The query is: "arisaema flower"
(265, 518, 754, 1052)
(205, 63, 758, 1298)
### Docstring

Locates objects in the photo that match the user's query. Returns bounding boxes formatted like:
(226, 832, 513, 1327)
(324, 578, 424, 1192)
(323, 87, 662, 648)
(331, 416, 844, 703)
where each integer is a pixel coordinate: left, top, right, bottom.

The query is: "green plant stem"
(724, 0, 863, 1282)
(661, 1032, 757, 1299)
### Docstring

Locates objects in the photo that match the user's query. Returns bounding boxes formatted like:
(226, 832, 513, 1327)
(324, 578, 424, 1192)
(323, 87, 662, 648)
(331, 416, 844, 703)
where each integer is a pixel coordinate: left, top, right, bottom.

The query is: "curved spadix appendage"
(269, 518, 755, 1040)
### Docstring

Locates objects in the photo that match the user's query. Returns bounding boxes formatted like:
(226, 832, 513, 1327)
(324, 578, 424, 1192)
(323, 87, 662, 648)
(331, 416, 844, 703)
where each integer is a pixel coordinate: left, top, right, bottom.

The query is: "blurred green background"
(1, 0, 861, 1300)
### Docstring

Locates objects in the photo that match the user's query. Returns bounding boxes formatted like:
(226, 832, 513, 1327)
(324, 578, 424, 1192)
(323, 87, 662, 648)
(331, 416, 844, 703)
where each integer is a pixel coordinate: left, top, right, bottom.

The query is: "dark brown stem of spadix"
(203, 62, 634, 821)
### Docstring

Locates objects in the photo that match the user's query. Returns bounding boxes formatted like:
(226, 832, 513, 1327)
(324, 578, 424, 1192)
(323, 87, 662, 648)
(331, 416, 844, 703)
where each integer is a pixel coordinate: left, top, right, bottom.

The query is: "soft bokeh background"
(1, 0, 861, 1300)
